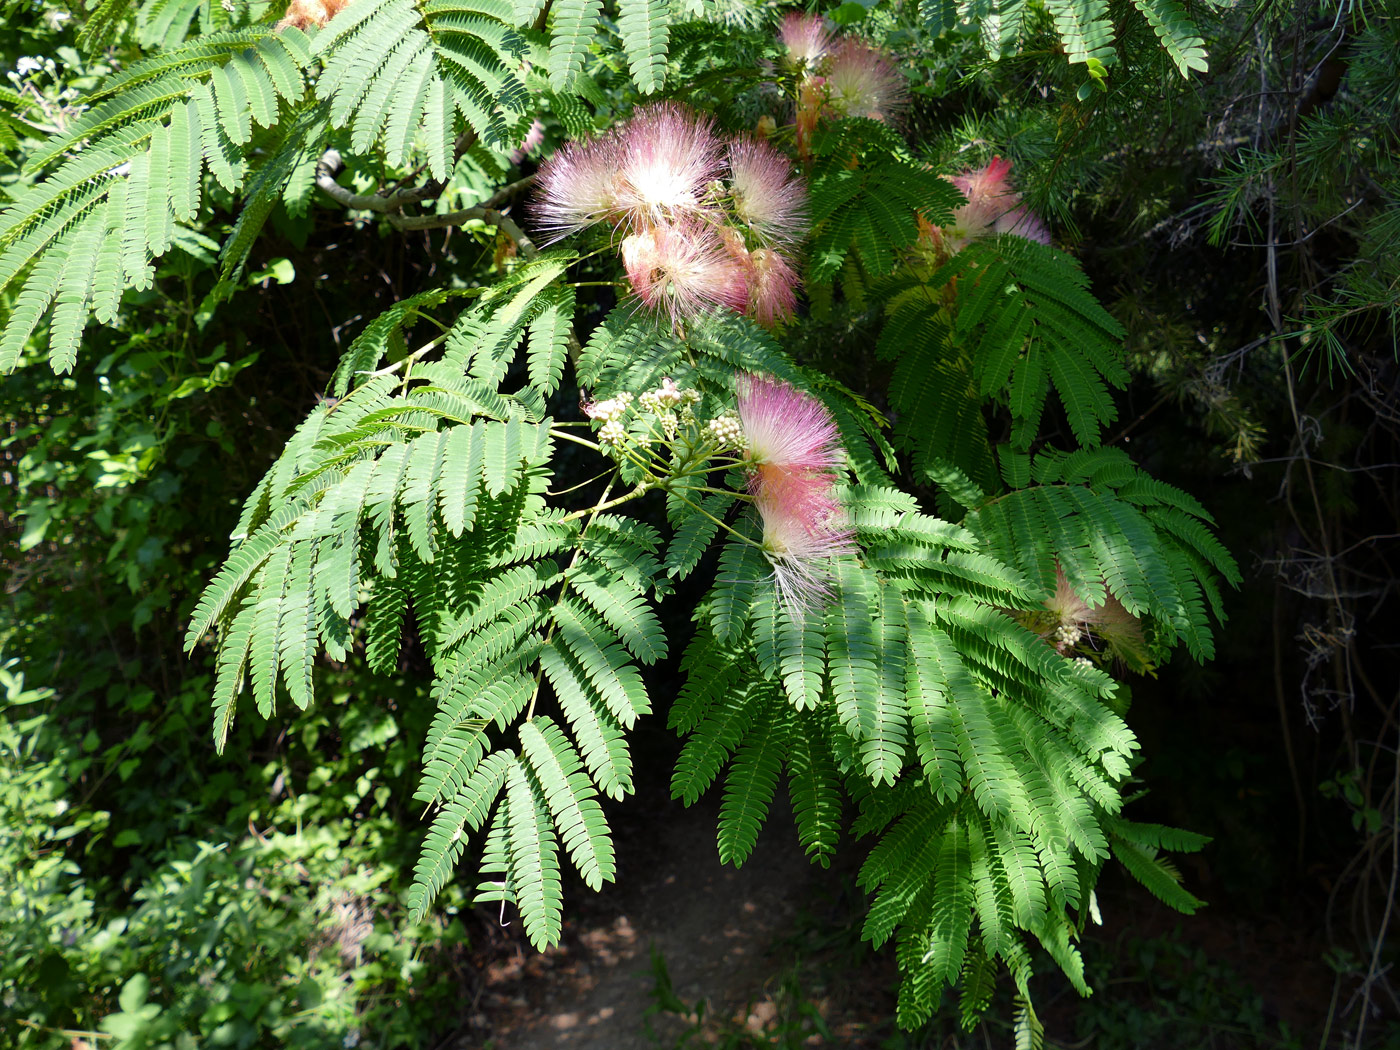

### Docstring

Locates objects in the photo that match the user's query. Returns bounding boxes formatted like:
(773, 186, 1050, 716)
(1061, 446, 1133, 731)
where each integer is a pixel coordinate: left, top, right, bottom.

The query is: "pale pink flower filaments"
(532, 136, 624, 241)
(824, 38, 908, 124)
(532, 102, 722, 241)
(779, 12, 832, 70)
(1041, 565, 1149, 669)
(736, 374, 856, 613)
(747, 249, 799, 327)
(727, 137, 809, 247)
(932, 156, 1051, 253)
(737, 373, 843, 474)
(753, 484, 857, 612)
(621, 222, 750, 324)
(531, 103, 810, 325)
(612, 102, 725, 232)
(994, 203, 1051, 244)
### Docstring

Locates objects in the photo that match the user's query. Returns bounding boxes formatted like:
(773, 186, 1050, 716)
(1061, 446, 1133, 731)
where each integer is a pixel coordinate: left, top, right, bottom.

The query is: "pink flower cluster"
(531, 103, 808, 327)
(735, 374, 856, 614)
(777, 14, 908, 158)
(923, 156, 1051, 254)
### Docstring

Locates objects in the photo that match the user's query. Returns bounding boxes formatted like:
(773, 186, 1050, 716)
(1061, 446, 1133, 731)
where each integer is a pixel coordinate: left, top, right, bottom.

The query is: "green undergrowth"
(0, 658, 470, 1049)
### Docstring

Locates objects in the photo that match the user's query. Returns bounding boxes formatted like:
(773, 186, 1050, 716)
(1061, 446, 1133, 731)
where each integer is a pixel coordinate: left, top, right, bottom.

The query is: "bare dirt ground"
(462, 792, 835, 1049)
(434, 766, 1347, 1050)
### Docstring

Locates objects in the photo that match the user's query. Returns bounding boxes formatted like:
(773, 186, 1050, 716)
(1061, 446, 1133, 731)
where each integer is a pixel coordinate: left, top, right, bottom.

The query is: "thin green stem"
(359, 332, 449, 380)
(547, 467, 616, 497)
(552, 428, 604, 453)
(668, 482, 747, 500)
(556, 482, 651, 524)
(666, 487, 764, 551)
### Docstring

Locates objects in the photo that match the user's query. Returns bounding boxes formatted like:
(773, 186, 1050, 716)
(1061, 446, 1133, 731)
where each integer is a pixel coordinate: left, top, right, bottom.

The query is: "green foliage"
(0, 0, 1277, 1041)
(964, 445, 1240, 660)
(918, 0, 1218, 80)
(0, 659, 470, 1049)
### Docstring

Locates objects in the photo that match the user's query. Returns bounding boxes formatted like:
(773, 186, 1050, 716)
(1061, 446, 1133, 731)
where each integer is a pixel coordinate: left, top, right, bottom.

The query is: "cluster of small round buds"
(1054, 624, 1084, 647)
(598, 419, 628, 445)
(658, 378, 685, 406)
(639, 378, 686, 412)
(584, 392, 633, 422)
(707, 412, 745, 449)
(1073, 656, 1095, 668)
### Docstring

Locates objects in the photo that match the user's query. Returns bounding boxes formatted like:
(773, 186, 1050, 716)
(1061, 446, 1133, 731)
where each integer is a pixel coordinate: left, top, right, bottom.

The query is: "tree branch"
(316, 150, 539, 256)
(386, 206, 538, 259)
(314, 149, 442, 213)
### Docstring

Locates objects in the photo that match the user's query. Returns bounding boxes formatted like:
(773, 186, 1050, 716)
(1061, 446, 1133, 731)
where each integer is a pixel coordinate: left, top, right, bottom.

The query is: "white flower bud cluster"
(598, 419, 628, 445)
(638, 377, 699, 413)
(584, 391, 634, 422)
(706, 412, 745, 449)
(1053, 624, 1083, 647)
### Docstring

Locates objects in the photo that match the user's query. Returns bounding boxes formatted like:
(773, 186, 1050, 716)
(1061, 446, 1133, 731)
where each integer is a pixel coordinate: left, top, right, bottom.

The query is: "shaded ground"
(458, 792, 833, 1049)
(426, 717, 1367, 1050)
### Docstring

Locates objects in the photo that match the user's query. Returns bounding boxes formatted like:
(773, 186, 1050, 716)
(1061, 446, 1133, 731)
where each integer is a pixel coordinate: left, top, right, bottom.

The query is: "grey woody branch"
(315, 150, 538, 258)
(314, 149, 441, 212)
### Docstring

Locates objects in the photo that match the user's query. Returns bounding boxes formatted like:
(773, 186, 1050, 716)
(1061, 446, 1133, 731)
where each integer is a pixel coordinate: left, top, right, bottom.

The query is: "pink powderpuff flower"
(621, 222, 749, 323)
(994, 203, 1051, 244)
(747, 248, 799, 327)
(824, 38, 908, 124)
(939, 156, 1050, 251)
(613, 102, 725, 232)
(715, 226, 800, 326)
(1042, 566, 1149, 670)
(736, 375, 855, 612)
(950, 155, 1014, 203)
(779, 12, 832, 70)
(736, 373, 843, 477)
(753, 478, 857, 613)
(532, 135, 624, 241)
(727, 137, 808, 247)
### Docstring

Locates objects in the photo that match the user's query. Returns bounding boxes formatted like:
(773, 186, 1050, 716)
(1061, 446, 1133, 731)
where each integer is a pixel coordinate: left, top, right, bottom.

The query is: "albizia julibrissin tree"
(0, 0, 1237, 1034)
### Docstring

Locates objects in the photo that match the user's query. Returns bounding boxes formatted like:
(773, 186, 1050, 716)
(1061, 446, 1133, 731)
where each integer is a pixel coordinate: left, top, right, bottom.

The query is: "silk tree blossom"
(532, 103, 722, 240)
(779, 12, 832, 71)
(531, 104, 809, 324)
(736, 375, 855, 613)
(612, 102, 725, 232)
(932, 156, 1051, 252)
(753, 481, 857, 613)
(736, 374, 843, 475)
(727, 137, 809, 247)
(1041, 566, 1150, 670)
(621, 222, 749, 323)
(993, 203, 1050, 244)
(824, 39, 908, 124)
(747, 249, 799, 327)
(532, 135, 624, 241)
(276, 0, 350, 30)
